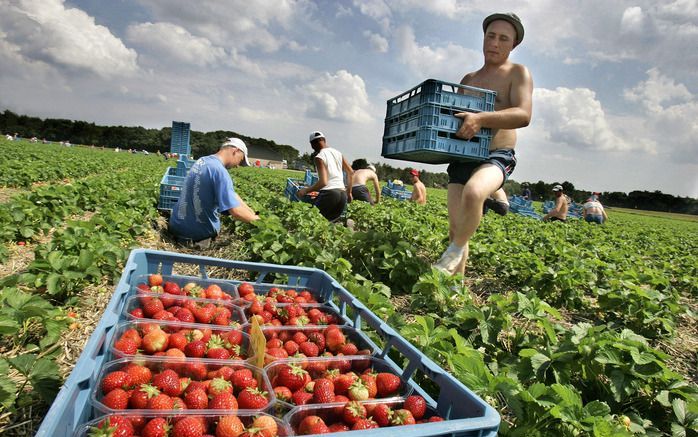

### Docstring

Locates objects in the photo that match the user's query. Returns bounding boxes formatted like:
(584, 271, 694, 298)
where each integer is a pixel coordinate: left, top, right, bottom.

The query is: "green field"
(0, 139, 696, 436)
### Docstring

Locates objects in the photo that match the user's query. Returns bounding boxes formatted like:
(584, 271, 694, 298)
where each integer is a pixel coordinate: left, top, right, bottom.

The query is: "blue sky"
(0, 0, 696, 197)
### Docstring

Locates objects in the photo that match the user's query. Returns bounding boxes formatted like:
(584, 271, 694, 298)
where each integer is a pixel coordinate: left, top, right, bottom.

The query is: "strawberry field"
(0, 138, 697, 436)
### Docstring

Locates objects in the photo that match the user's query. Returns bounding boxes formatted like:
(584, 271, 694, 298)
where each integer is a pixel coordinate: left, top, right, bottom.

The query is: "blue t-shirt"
(169, 155, 240, 241)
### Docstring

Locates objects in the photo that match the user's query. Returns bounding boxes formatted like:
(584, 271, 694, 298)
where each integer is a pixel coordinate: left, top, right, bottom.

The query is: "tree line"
(0, 110, 300, 162)
(3, 109, 695, 215)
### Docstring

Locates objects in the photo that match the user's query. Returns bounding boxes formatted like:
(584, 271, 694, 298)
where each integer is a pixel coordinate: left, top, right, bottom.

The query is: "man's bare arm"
(371, 174, 381, 202)
(228, 193, 259, 223)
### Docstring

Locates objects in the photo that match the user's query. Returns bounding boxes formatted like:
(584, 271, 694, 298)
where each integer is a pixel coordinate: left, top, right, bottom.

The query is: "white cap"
(367, 164, 376, 172)
(222, 137, 250, 166)
(552, 184, 563, 192)
(309, 131, 325, 143)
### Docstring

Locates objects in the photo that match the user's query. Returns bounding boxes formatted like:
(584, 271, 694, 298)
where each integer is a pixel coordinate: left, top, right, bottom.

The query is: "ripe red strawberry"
(224, 330, 243, 345)
(184, 340, 207, 358)
(184, 387, 209, 409)
(265, 347, 288, 364)
(101, 371, 132, 394)
(324, 327, 345, 352)
(428, 416, 445, 422)
(142, 329, 169, 354)
(273, 386, 292, 402)
(216, 415, 245, 437)
(391, 409, 416, 425)
(352, 418, 379, 430)
(275, 364, 309, 391)
(232, 369, 257, 391)
(163, 281, 181, 295)
(113, 337, 138, 355)
(373, 403, 394, 427)
(141, 417, 170, 437)
(208, 377, 233, 396)
(142, 298, 165, 317)
(328, 423, 350, 432)
(147, 393, 174, 410)
(298, 341, 319, 357)
(193, 305, 215, 323)
(306, 331, 325, 350)
(101, 388, 129, 410)
(123, 363, 152, 386)
(340, 343, 359, 355)
(403, 395, 427, 420)
(342, 400, 367, 425)
(312, 378, 335, 403)
(237, 387, 268, 409)
(206, 347, 231, 360)
(283, 340, 299, 355)
(298, 416, 329, 435)
(129, 308, 144, 318)
(375, 372, 401, 397)
(168, 332, 188, 351)
(333, 373, 357, 395)
(251, 415, 278, 437)
(291, 390, 314, 406)
(215, 366, 235, 381)
(237, 282, 255, 297)
(209, 391, 238, 410)
(129, 384, 160, 409)
(96, 416, 134, 436)
(213, 313, 231, 326)
(185, 362, 208, 380)
(172, 417, 204, 437)
(360, 373, 378, 398)
(175, 308, 196, 323)
(148, 274, 163, 286)
(291, 332, 308, 344)
(153, 369, 182, 397)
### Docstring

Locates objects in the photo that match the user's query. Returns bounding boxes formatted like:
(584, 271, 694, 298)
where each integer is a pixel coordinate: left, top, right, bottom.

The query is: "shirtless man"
(351, 161, 381, 204)
(410, 169, 427, 205)
(434, 12, 533, 276)
(543, 185, 569, 222)
(582, 197, 608, 224)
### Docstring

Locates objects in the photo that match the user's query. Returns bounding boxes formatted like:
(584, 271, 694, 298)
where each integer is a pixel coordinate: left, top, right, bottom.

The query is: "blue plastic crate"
(383, 128, 490, 165)
(170, 121, 191, 156)
(285, 178, 315, 203)
(387, 79, 496, 118)
(158, 172, 185, 211)
(381, 182, 412, 201)
(385, 103, 493, 139)
(37, 249, 500, 437)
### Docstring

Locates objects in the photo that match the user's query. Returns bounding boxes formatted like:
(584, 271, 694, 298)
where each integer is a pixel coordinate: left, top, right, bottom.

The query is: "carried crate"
(382, 79, 496, 165)
(169, 121, 191, 157)
(285, 170, 319, 203)
(37, 249, 500, 437)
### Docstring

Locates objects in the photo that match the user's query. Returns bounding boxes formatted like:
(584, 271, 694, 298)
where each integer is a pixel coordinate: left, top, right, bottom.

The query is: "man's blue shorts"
(585, 214, 604, 224)
(447, 148, 516, 188)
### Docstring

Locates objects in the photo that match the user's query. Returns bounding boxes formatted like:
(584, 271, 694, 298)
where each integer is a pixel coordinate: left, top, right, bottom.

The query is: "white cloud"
(623, 68, 692, 112)
(363, 30, 389, 53)
(0, 0, 137, 78)
(394, 25, 480, 81)
(126, 22, 226, 67)
(533, 87, 650, 153)
(620, 6, 645, 34)
(301, 70, 371, 123)
(352, 0, 391, 31)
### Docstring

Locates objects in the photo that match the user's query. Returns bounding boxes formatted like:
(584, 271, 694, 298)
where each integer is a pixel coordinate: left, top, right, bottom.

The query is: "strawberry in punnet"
(292, 332, 308, 344)
(340, 342, 359, 356)
(129, 308, 145, 318)
(352, 418, 379, 430)
(113, 337, 139, 356)
(183, 282, 204, 297)
(291, 390, 313, 406)
(297, 416, 329, 435)
(168, 331, 188, 351)
(237, 282, 255, 297)
(232, 369, 257, 391)
(342, 400, 367, 426)
(333, 373, 357, 396)
(273, 386, 292, 402)
(184, 387, 209, 409)
(205, 284, 224, 299)
(142, 328, 169, 354)
(298, 341, 319, 357)
(306, 331, 325, 350)
(275, 364, 309, 391)
(184, 340, 207, 358)
(129, 384, 160, 409)
(172, 417, 204, 437)
(148, 274, 163, 287)
(375, 372, 401, 397)
(428, 416, 445, 422)
(101, 371, 132, 394)
(153, 369, 182, 396)
(141, 297, 165, 318)
(237, 387, 269, 409)
(163, 281, 182, 295)
(324, 327, 345, 352)
(347, 379, 369, 401)
(141, 417, 170, 437)
(186, 361, 208, 380)
(94, 416, 134, 437)
(175, 308, 196, 324)
(327, 423, 350, 433)
(372, 403, 394, 427)
(360, 373, 378, 398)
(123, 363, 152, 386)
(391, 409, 417, 426)
(101, 388, 129, 410)
(208, 377, 233, 396)
(403, 395, 427, 420)
(209, 391, 238, 410)
(251, 415, 278, 437)
(207, 335, 231, 359)
(311, 378, 335, 403)
(147, 393, 175, 410)
(216, 415, 244, 437)
(283, 340, 299, 355)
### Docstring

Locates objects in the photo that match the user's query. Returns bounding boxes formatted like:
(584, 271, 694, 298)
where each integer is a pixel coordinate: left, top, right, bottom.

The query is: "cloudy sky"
(1, 0, 697, 197)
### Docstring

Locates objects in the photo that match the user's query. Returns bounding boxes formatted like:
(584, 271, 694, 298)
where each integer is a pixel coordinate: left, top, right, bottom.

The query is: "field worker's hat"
(222, 137, 250, 166)
(367, 164, 376, 172)
(483, 12, 524, 47)
(410, 169, 419, 176)
(309, 131, 325, 143)
(552, 184, 563, 192)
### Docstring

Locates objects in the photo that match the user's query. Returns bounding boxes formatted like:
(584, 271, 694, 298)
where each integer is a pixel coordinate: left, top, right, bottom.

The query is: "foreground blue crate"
(37, 249, 500, 436)
(170, 121, 191, 157)
(383, 128, 490, 165)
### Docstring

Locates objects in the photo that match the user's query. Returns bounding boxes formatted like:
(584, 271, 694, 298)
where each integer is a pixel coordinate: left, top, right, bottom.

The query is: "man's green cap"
(483, 12, 524, 47)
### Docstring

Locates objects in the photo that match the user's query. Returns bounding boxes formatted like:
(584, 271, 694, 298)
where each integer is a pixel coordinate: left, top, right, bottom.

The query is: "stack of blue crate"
(158, 121, 195, 211)
(382, 79, 496, 165)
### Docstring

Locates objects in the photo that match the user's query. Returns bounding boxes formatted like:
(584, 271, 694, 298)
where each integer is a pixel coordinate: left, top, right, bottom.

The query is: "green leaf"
(583, 400, 611, 417)
(47, 251, 63, 271)
(77, 249, 94, 270)
(673, 398, 687, 424)
(0, 360, 17, 410)
(19, 227, 34, 238)
(46, 273, 62, 295)
(29, 358, 61, 403)
(7, 354, 36, 376)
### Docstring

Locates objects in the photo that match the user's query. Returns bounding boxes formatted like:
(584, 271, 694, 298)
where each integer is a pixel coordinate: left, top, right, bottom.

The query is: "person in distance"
(543, 184, 569, 222)
(409, 169, 427, 205)
(350, 159, 381, 205)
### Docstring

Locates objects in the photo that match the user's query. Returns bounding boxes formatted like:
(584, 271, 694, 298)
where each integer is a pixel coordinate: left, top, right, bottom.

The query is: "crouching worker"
(169, 137, 259, 248)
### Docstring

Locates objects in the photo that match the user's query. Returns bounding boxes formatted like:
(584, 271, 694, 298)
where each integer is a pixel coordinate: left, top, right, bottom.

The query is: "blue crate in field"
(37, 249, 500, 437)
(285, 178, 315, 203)
(304, 169, 318, 185)
(158, 172, 185, 211)
(383, 128, 490, 165)
(381, 181, 412, 201)
(170, 121, 191, 156)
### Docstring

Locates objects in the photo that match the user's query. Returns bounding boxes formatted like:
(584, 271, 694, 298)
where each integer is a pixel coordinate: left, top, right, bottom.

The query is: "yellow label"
(249, 316, 267, 375)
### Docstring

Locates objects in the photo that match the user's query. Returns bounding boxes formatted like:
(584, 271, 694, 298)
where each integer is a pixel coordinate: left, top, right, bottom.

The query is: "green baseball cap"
(483, 12, 524, 47)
